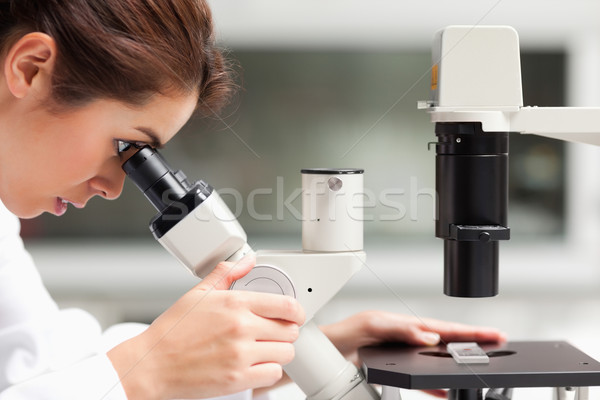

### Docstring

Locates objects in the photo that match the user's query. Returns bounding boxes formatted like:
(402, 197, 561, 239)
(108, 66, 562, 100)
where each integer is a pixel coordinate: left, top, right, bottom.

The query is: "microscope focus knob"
(230, 264, 296, 298)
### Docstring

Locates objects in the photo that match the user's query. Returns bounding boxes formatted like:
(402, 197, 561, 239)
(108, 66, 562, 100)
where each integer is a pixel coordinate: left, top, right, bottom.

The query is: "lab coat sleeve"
(0, 353, 127, 400)
(0, 201, 127, 399)
(0, 306, 128, 400)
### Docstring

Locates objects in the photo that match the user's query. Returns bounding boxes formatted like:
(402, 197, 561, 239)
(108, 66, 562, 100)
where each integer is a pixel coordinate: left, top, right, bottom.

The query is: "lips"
(55, 197, 85, 216)
(54, 197, 68, 216)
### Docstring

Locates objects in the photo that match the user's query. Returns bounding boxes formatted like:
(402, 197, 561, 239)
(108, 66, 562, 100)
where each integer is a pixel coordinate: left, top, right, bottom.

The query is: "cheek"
(35, 147, 88, 186)
(19, 142, 109, 205)
(49, 128, 112, 182)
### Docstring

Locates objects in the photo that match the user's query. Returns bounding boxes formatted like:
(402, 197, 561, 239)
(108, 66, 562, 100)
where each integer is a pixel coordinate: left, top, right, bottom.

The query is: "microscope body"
(239, 169, 378, 400)
(170, 169, 378, 400)
(123, 151, 379, 400)
(421, 25, 600, 298)
(398, 24, 600, 400)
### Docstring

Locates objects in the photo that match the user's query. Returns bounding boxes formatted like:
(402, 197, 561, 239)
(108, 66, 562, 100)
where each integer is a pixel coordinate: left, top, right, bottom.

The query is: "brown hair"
(0, 0, 233, 115)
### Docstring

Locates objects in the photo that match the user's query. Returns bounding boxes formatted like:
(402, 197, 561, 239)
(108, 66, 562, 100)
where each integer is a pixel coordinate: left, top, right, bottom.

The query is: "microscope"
(419, 25, 600, 299)
(122, 149, 378, 400)
(360, 26, 600, 400)
(123, 25, 600, 400)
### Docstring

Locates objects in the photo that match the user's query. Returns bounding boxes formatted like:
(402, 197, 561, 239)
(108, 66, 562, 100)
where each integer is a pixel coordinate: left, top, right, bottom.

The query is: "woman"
(0, 1, 505, 399)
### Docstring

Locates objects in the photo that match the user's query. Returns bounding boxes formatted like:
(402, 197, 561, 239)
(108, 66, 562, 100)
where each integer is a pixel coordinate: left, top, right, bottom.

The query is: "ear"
(3, 32, 56, 99)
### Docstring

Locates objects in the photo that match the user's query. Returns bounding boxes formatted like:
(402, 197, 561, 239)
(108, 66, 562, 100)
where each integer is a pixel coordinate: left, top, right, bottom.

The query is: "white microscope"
(122, 150, 379, 400)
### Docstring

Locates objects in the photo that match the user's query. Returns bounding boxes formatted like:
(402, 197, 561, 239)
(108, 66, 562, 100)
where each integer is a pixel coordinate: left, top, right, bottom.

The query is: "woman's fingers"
(248, 341, 297, 366)
(246, 292, 306, 326)
(321, 310, 507, 367)
(253, 318, 300, 343)
(194, 256, 306, 325)
(245, 362, 286, 389)
(113, 286, 305, 399)
(197, 253, 256, 291)
(415, 318, 507, 345)
(421, 389, 448, 398)
(360, 312, 506, 346)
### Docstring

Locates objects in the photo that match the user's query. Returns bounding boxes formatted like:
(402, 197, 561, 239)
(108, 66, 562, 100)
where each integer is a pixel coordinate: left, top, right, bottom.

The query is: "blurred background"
(20, 1, 600, 398)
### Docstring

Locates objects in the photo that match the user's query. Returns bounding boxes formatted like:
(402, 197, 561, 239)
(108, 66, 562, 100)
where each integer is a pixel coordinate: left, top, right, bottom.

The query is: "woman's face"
(0, 93, 198, 218)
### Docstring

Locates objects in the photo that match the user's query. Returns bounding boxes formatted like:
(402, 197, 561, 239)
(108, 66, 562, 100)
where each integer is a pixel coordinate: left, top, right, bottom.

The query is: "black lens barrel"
(122, 146, 190, 212)
(435, 123, 510, 298)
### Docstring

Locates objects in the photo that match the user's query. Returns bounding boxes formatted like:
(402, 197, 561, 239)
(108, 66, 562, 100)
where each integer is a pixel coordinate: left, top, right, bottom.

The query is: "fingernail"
(421, 332, 440, 345)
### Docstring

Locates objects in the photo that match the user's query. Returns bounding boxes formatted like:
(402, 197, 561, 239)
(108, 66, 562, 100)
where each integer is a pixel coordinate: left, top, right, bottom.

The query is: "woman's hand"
(321, 311, 506, 362)
(320, 311, 507, 398)
(108, 255, 305, 400)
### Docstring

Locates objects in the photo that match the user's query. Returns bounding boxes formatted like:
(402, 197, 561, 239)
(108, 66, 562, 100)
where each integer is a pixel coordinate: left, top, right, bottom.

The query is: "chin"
(11, 208, 44, 219)
(0, 197, 44, 219)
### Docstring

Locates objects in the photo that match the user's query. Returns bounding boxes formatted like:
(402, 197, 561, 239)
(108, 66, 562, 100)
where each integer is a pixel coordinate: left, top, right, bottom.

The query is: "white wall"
(208, 0, 600, 50)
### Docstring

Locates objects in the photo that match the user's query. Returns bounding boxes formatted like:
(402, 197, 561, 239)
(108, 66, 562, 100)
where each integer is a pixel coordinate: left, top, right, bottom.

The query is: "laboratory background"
(19, 1, 600, 399)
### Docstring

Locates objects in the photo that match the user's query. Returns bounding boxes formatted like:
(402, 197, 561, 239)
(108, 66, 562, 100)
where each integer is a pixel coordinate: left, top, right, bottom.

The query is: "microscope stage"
(359, 341, 600, 389)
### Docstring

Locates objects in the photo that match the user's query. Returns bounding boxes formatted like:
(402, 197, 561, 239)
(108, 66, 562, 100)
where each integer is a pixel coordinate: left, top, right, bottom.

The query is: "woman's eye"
(115, 140, 151, 157)
(116, 140, 132, 154)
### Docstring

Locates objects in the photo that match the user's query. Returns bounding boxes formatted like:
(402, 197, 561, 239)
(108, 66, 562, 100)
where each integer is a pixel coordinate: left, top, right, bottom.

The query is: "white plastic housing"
(256, 250, 365, 321)
(157, 191, 249, 278)
(431, 25, 523, 108)
(302, 170, 364, 252)
(285, 321, 379, 400)
(422, 25, 600, 145)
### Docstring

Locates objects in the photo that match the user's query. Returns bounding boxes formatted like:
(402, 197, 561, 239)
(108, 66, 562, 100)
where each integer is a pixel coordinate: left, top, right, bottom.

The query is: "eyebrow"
(135, 127, 164, 149)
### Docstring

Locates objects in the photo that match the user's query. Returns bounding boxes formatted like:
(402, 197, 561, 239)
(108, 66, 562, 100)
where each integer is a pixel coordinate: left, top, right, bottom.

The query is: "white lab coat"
(0, 200, 257, 400)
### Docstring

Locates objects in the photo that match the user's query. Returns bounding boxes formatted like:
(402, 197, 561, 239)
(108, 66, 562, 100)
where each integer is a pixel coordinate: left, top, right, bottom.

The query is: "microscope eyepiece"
(121, 146, 213, 239)
(122, 146, 191, 212)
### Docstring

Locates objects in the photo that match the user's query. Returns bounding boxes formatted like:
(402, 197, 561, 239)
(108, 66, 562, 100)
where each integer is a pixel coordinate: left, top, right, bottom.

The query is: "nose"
(88, 158, 127, 200)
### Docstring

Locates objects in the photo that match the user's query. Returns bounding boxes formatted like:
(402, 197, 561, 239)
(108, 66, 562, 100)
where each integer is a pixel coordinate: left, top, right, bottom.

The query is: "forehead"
(127, 92, 199, 144)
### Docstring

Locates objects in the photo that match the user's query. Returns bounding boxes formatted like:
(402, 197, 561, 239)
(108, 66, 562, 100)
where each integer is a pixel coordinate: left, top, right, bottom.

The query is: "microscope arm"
(426, 105, 600, 146)
(511, 107, 600, 146)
